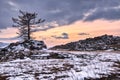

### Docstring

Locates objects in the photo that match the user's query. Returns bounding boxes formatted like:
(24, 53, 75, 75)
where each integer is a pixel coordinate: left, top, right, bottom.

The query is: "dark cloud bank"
(0, 0, 120, 29)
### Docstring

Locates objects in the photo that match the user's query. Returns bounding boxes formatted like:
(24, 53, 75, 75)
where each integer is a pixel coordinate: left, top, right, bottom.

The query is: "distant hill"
(50, 35, 120, 51)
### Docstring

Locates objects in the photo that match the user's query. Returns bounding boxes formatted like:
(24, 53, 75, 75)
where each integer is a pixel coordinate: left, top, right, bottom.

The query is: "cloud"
(83, 8, 97, 20)
(84, 6, 120, 21)
(8, 1, 17, 7)
(31, 21, 59, 31)
(7, 1, 19, 11)
(1, 0, 120, 29)
(52, 32, 69, 39)
(0, 0, 19, 29)
(78, 33, 89, 35)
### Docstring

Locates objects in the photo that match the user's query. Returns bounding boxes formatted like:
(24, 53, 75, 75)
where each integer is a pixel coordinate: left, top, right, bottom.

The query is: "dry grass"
(0, 75, 8, 80)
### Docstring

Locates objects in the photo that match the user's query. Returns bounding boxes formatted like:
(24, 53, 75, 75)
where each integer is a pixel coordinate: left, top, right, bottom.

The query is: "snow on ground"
(0, 51, 120, 80)
(0, 42, 9, 48)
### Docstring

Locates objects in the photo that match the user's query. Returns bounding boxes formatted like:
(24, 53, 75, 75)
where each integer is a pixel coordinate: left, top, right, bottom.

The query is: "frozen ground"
(0, 50, 120, 80)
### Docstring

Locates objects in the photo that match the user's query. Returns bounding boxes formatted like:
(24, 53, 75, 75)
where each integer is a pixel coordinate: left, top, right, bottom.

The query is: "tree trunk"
(27, 21, 30, 40)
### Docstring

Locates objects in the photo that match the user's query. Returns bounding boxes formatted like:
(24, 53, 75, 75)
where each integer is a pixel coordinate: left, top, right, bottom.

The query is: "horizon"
(0, 0, 120, 47)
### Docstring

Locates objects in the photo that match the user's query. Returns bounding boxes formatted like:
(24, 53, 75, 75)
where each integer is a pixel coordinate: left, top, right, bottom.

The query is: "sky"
(0, 0, 120, 47)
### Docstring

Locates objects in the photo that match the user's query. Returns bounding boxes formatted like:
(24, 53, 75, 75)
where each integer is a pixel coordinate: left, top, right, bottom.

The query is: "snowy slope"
(0, 51, 120, 80)
(0, 42, 9, 48)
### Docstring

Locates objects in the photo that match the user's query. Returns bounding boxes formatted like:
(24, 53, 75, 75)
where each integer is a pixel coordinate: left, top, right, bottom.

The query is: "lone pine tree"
(12, 10, 45, 41)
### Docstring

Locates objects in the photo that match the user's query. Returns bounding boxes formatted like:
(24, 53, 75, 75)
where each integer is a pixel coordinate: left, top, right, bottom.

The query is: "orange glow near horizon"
(0, 20, 120, 47)
(34, 20, 120, 47)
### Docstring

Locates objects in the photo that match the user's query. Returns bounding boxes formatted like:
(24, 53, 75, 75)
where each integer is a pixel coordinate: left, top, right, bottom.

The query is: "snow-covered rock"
(1, 40, 47, 52)
(51, 35, 120, 51)
(0, 40, 47, 61)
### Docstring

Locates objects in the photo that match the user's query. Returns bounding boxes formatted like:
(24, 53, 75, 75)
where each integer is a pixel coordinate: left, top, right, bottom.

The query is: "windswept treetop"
(12, 10, 45, 41)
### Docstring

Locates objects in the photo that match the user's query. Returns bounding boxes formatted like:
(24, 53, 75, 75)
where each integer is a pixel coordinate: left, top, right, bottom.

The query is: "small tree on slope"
(12, 10, 45, 41)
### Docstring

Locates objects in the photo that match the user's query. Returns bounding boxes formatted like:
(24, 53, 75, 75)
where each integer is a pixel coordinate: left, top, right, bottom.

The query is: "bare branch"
(36, 19, 45, 24)
(19, 10, 26, 16)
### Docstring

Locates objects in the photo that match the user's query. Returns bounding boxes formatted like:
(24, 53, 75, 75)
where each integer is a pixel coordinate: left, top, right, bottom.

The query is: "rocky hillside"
(51, 35, 120, 51)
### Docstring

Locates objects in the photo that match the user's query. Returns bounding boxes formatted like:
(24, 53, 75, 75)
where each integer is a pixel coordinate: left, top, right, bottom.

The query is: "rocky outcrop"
(0, 40, 47, 61)
(51, 35, 120, 51)
(1, 40, 46, 52)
